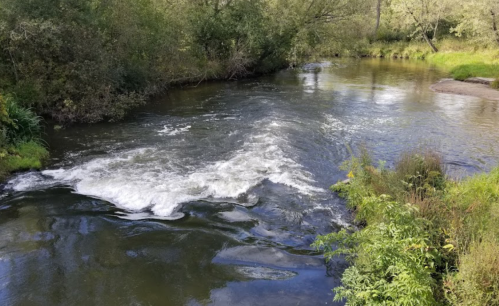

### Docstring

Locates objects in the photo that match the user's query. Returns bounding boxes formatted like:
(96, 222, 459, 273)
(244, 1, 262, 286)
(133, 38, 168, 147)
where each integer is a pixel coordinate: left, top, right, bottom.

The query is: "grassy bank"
(314, 149, 499, 305)
(357, 40, 499, 85)
(0, 94, 48, 181)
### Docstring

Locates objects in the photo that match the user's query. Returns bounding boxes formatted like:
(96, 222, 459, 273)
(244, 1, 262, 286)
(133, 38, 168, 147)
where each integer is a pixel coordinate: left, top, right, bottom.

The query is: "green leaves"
(315, 196, 439, 305)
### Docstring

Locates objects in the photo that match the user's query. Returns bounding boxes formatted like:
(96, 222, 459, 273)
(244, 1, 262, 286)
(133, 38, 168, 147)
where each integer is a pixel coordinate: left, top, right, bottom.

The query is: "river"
(2, 59, 499, 305)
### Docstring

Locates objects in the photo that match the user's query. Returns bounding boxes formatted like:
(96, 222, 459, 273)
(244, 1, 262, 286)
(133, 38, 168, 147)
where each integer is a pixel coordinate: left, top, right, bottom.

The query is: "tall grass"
(446, 239, 499, 305)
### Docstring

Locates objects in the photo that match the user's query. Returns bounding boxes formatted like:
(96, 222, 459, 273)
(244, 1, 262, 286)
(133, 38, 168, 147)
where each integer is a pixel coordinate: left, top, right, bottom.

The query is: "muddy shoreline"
(431, 78, 499, 101)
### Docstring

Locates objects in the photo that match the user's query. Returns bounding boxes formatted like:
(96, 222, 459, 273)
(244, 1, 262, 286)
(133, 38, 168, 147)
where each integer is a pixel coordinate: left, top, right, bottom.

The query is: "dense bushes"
(0, 0, 299, 123)
(315, 149, 499, 305)
(313, 196, 439, 305)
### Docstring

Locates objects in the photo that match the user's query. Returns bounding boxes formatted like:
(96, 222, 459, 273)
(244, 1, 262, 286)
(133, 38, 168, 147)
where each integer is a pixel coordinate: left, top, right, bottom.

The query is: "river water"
(2, 59, 499, 305)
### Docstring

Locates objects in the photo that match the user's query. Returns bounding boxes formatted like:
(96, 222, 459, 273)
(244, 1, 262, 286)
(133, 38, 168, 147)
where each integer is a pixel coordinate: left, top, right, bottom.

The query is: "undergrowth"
(0, 94, 48, 180)
(314, 148, 499, 305)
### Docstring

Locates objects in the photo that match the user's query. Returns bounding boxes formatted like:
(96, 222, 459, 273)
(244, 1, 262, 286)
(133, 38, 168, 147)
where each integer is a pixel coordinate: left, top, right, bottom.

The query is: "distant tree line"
(0, 0, 496, 123)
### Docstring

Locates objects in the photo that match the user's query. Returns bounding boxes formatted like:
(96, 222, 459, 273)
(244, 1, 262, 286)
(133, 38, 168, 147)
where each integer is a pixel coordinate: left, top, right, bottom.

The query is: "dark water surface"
(2, 59, 499, 305)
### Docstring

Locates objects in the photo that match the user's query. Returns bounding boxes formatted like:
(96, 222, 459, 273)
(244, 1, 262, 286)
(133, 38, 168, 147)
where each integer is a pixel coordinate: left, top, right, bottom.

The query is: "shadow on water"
(2, 58, 499, 305)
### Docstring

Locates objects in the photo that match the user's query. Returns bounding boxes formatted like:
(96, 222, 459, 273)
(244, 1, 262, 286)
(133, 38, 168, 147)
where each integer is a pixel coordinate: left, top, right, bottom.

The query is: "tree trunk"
(433, 16, 439, 41)
(492, 10, 499, 46)
(422, 32, 439, 52)
(407, 9, 438, 52)
(373, 0, 381, 37)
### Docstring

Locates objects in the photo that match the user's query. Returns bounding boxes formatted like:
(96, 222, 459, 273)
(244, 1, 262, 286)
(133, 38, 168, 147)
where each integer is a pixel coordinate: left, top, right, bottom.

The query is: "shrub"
(395, 150, 445, 200)
(333, 148, 445, 220)
(314, 196, 440, 306)
(319, 149, 499, 305)
(492, 79, 499, 89)
(4, 97, 42, 144)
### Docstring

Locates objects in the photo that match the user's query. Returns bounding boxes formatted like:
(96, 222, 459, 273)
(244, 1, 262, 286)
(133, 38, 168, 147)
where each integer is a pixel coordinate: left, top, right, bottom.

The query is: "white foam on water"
(7, 120, 323, 219)
(322, 115, 360, 133)
(158, 124, 191, 136)
(322, 114, 394, 137)
(7, 172, 60, 191)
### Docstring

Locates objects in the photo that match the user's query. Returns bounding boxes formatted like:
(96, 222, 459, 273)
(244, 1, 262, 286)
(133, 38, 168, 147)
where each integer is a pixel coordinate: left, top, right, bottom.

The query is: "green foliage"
(450, 64, 499, 81)
(0, 0, 305, 123)
(492, 79, 499, 89)
(356, 40, 499, 83)
(4, 96, 42, 144)
(442, 167, 499, 306)
(0, 93, 47, 180)
(0, 0, 495, 123)
(444, 167, 499, 253)
(3, 141, 48, 170)
(314, 196, 439, 306)
(0, 141, 48, 179)
(445, 239, 499, 305)
(333, 148, 444, 219)
(427, 50, 499, 80)
(395, 151, 445, 199)
(0, 94, 11, 126)
(319, 149, 499, 305)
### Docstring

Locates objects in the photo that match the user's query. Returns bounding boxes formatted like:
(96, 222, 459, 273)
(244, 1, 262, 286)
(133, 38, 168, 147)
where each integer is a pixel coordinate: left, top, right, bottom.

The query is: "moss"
(0, 141, 48, 180)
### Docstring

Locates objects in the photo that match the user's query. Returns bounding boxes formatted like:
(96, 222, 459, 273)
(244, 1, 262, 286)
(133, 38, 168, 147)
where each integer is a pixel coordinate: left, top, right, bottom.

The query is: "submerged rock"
(234, 266, 297, 280)
(218, 210, 254, 222)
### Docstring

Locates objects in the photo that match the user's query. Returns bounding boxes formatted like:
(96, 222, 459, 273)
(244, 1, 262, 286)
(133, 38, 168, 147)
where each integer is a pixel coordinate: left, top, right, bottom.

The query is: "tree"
(374, 0, 382, 37)
(390, 0, 453, 52)
(451, 0, 499, 47)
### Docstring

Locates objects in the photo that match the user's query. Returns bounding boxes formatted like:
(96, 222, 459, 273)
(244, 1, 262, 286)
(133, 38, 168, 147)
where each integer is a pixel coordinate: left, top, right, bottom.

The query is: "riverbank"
(431, 79, 499, 101)
(0, 95, 48, 181)
(354, 40, 499, 83)
(315, 149, 499, 305)
(0, 141, 48, 181)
